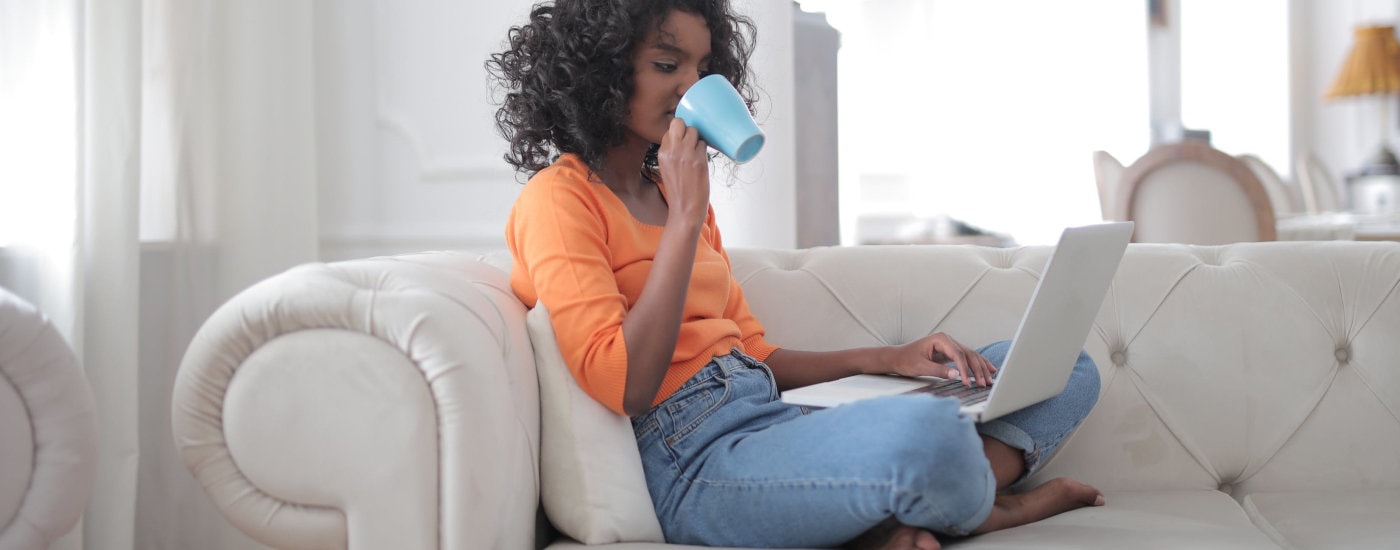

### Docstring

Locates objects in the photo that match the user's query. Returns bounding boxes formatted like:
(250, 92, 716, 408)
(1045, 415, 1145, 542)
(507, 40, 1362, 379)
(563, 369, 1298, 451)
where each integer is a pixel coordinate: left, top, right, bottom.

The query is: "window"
(797, 0, 1149, 245)
(1180, 0, 1290, 177)
(0, 0, 77, 250)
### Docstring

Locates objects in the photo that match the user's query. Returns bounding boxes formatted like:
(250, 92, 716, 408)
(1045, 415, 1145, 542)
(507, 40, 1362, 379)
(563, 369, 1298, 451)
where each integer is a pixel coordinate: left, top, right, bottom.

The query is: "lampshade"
(1325, 25, 1400, 99)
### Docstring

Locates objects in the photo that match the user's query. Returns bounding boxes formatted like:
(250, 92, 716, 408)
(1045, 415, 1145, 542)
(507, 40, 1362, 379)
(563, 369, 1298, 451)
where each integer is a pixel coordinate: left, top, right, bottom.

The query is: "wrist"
(663, 214, 704, 236)
(860, 346, 895, 375)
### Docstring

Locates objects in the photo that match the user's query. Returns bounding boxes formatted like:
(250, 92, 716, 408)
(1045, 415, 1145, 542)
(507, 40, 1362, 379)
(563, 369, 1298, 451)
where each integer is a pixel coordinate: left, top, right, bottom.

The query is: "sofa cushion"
(1244, 491, 1400, 549)
(937, 490, 1278, 548)
(545, 491, 1280, 549)
(527, 304, 665, 544)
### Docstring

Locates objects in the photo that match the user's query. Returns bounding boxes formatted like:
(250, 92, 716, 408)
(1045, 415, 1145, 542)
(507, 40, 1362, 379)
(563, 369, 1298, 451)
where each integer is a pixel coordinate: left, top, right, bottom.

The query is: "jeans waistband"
(674, 350, 764, 391)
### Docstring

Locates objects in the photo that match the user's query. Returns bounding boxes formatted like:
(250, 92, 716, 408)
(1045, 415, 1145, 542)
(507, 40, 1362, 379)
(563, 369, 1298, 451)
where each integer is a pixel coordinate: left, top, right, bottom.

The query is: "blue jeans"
(630, 341, 1100, 547)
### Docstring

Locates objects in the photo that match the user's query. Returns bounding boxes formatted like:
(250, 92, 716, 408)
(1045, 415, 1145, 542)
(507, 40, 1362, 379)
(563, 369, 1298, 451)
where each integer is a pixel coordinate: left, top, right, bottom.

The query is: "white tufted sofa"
(172, 241, 1400, 549)
(0, 287, 98, 549)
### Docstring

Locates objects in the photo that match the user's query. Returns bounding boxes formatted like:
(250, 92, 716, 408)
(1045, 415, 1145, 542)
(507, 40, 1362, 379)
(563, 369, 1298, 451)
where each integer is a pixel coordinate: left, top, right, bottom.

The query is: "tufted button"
(1218, 483, 1234, 495)
(1335, 347, 1350, 363)
(1110, 351, 1127, 366)
(992, 251, 1015, 270)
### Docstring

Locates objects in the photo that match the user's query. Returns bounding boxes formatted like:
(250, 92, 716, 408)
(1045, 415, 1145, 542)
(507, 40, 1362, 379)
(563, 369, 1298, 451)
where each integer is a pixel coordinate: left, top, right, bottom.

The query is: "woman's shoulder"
(514, 153, 607, 215)
(529, 154, 592, 187)
(519, 154, 596, 198)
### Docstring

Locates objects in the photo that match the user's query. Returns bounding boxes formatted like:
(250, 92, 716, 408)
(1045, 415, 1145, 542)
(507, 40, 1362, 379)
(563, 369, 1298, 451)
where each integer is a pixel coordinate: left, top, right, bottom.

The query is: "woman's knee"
(853, 397, 990, 498)
(1061, 351, 1101, 418)
(978, 340, 1012, 367)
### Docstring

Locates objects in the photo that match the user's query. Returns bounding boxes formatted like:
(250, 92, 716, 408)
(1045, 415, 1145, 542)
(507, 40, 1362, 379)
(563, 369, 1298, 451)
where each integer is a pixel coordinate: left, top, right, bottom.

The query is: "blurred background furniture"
(1115, 141, 1276, 244)
(1237, 154, 1301, 216)
(0, 287, 98, 549)
(1348, 173, 1400, 215)
(1296, 153, 1348, 213)
(1092, 150, 1126, 221)
(1324, 25, 1400, 179)
(854, 213, 1016, 247)
(1277, 153, 1400, 241)
(1276, 211, 1400, 242)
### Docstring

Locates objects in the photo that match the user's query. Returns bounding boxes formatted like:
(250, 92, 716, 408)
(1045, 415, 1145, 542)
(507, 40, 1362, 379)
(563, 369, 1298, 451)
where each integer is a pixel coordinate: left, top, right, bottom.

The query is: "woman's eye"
(654, 62, 677, 73)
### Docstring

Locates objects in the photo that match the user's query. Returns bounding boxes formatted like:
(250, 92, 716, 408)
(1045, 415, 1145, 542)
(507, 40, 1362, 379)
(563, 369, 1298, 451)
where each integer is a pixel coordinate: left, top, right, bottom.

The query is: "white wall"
(316, 0, 800, 260)
(316, 0, 523, 260)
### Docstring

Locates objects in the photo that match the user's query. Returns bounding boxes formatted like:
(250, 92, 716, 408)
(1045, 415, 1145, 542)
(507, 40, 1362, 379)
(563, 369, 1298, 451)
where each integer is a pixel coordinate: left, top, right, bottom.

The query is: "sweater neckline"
(571, 155, 668, 230)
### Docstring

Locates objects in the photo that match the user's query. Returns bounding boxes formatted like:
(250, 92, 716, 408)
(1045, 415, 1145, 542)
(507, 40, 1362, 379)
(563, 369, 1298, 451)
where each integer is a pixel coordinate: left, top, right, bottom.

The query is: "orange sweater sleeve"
(507, 163, 633, 412)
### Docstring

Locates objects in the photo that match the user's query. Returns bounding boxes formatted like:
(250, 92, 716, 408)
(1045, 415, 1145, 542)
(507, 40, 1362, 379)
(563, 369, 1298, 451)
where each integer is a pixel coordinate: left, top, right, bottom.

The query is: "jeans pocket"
(662, 371, 730, 450)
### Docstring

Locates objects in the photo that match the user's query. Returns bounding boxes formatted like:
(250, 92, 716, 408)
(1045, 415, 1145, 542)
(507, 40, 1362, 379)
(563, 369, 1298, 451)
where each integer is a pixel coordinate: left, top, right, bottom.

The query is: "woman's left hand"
(885, 332, 997, 387)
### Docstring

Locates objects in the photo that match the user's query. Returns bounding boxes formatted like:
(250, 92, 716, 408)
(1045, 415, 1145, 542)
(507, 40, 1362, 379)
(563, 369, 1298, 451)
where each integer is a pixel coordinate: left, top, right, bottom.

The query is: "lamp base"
(1362, 144, 1400, 176)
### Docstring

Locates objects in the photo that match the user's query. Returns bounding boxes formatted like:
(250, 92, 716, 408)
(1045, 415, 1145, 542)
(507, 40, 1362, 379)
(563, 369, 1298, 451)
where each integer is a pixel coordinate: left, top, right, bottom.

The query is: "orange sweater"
(506, 154, 778, 415)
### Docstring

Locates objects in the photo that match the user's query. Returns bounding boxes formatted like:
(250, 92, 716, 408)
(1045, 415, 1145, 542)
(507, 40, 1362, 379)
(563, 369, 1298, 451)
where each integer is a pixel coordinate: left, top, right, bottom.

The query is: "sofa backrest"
(728, 242, 1400, 497)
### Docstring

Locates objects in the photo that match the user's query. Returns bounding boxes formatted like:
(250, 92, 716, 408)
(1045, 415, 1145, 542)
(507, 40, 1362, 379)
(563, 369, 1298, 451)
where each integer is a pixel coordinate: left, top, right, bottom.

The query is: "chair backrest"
(1296, 153, 1346, 213)
(1237, 154, 1301, 215)
(1116, 141, 1277, 244)
(1092, 150, 1125, 221)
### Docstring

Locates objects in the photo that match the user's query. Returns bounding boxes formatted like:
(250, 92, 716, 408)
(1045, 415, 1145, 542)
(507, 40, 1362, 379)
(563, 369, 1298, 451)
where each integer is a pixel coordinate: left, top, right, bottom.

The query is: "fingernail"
(1095, 495, 1106, 506)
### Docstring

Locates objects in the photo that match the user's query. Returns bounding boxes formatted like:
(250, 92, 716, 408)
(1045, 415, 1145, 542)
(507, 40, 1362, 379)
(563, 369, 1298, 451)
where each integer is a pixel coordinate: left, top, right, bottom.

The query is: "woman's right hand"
(887, 332, 998, 387)
(657, 117, 711, 227)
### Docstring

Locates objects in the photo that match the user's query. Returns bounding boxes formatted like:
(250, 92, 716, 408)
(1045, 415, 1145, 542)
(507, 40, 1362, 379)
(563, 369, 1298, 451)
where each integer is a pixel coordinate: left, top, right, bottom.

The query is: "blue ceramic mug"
(674, 74, 765, 163)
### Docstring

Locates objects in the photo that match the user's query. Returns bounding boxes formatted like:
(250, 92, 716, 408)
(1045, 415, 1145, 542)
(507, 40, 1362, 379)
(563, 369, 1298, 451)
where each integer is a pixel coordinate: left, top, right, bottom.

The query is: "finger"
(660, 118, 683, 150)
(961, 349, 984, 386)
(666, 125, 694, 154)
(976, 353, 993, 387)
(945, 345, 972, 386)
(679, 124, 705, 152)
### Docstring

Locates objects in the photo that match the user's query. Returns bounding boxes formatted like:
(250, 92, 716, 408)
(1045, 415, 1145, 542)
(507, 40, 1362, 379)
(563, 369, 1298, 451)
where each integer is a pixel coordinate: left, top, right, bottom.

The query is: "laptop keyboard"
(907, 378, 992, 406)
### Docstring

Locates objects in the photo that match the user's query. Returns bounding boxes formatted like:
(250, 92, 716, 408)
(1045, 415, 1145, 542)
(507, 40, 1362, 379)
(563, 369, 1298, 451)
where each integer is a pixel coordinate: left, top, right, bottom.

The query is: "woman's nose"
(678, 71, 701, 97)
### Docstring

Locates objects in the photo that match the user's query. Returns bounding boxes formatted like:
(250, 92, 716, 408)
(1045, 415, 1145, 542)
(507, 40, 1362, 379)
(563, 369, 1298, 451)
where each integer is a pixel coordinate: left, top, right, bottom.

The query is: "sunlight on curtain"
(0, 0, 79, 332)
(1180, 0, 1290, 177)
(797, 0, 1148, 246)
(3, 1, 315, 548)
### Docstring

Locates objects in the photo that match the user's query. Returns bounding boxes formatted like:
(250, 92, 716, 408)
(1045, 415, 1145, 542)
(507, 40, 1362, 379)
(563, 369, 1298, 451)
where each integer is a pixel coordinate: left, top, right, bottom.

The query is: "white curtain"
(1, 0, 318, 548)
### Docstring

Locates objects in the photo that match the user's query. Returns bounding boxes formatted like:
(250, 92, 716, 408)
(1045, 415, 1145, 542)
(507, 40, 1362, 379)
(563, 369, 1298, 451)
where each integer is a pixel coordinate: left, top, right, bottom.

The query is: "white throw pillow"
(526, 304, 665, 544)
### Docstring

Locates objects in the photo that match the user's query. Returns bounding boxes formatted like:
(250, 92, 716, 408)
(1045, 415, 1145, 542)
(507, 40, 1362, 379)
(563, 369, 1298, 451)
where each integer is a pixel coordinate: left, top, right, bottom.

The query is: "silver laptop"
(780, 221, 1134, 422)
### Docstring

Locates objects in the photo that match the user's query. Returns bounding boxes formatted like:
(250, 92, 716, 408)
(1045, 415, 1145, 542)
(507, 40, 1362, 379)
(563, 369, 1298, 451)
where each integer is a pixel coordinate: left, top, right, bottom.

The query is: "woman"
(487, 1, 1104, 548)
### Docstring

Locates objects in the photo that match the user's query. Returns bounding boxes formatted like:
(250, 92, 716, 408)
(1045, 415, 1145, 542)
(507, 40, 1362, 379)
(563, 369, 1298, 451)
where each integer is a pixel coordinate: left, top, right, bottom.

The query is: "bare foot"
(971, 477, 1105, 535)
(846, 518, 941, 550)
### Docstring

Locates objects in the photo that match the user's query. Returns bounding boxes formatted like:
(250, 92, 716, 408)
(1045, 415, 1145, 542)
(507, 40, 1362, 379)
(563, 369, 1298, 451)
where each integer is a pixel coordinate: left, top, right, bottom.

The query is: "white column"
(712, 0, 798, 249)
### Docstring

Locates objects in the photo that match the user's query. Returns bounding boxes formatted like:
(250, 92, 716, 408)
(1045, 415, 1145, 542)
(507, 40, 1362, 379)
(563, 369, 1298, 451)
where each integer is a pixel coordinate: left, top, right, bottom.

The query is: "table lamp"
(1326, 25, 1400, 176)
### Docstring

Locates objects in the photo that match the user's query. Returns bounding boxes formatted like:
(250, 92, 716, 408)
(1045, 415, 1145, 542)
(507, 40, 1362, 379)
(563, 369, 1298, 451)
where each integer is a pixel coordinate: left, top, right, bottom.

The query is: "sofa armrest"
(172, 252, 540, 550)
(0, 287, 98, 549)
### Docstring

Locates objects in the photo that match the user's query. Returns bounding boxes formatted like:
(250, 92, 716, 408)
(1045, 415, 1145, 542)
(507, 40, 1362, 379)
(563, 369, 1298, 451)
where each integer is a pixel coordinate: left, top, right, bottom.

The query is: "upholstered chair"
(1092, 150, 1126, 221)
(1116, 141, 1277, 244)
(1238, 154, 1302, 216)
(1296, 153, 1348, 213)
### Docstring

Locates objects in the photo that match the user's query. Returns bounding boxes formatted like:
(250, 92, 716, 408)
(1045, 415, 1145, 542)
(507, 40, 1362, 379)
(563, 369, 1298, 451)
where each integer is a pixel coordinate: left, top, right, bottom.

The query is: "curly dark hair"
(485, 0, 757, 180)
